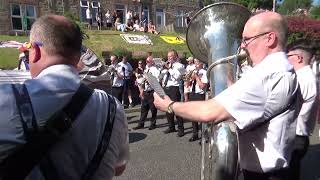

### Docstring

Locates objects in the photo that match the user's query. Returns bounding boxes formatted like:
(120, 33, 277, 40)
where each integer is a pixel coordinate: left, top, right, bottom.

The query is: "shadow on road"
(129, 132, 147, 143)
(301, 143, 320, 180)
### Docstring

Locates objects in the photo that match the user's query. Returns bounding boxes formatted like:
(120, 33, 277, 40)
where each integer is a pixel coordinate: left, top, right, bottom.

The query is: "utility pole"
(273, 0, 276, 12)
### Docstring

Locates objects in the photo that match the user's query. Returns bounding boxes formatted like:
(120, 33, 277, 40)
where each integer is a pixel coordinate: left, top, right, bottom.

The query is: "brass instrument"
(182, 69, 196, 83)
(186, 2, 251, 180)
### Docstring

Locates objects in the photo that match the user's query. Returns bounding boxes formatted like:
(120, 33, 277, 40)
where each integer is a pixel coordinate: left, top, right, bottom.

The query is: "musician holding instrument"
(133, 56, 160, 130)
(154, 12, 302, 180)
(183, 57, 196, 102)
(188, 59, 208, 142)
(118, 55, 134, 108)
(110, 55, 125, 102)
(161, 49, 185, 137)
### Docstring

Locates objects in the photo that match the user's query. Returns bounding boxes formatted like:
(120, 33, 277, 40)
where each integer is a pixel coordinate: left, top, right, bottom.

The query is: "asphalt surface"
(115, 106, 320, 180)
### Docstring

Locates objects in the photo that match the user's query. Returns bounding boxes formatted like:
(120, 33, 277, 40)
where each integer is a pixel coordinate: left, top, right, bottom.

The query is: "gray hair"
(30, 15, 82, 58)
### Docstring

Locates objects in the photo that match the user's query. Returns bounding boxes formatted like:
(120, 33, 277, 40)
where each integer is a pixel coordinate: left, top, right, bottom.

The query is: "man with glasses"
(153, 12, 302, 180)
(0, 15, 129, 180)
(286, 40, 317, 180)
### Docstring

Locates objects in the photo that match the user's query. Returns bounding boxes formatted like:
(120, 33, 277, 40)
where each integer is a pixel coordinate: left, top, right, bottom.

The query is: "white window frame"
(80, 0, 89, 7)
(175, 10, 185, 28)
(11, 4, 37, 31)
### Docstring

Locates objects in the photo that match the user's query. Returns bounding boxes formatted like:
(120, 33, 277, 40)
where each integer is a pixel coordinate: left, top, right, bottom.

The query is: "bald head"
(30, 15, 82, 61)
(246, 12, 288, 48)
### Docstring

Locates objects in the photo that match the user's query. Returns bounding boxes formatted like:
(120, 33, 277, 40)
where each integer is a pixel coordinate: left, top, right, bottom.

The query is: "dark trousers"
(289, 135, 309, 180)
(138, 90, 157, 126)
(164, 86, 184, 131)
(243, 168, 289, 180)
(188, 93, 205, 137)
(111, 86, 123, 102)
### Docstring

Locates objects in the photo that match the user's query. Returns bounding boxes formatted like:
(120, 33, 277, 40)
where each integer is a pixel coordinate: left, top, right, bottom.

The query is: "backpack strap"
(0, 83, 93, 180)
(82, 94, 117, 180)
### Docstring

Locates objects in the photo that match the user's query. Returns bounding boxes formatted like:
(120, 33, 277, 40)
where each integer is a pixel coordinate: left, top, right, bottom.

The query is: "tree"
(231, 0, 273, 10)
(278, 0, 312, 15)
(309, 5, 320, 19)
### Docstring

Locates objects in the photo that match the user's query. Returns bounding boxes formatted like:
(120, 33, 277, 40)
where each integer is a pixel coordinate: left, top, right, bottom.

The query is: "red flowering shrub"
(286, 16, 320, 43)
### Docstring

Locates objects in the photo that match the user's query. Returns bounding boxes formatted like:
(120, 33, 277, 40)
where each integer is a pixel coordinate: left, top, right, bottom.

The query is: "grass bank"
(0, 30, 190, 69)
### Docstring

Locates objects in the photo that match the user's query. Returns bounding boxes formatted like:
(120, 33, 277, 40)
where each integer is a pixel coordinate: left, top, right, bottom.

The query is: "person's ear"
(30, 44, 41, 63)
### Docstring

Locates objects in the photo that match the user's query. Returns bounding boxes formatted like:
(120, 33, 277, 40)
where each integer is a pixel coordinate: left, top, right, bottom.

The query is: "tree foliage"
(278, 0, 312, 15)
(309, 5, 320, 19)
(287, 16, 320, 44)
(230, 0, 273, 10)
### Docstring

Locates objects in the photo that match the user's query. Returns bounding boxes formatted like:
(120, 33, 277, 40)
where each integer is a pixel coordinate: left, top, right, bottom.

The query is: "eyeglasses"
(25, 41, 44, 49)
(241, 32, 270, 46)
(287, 54, 300, 58)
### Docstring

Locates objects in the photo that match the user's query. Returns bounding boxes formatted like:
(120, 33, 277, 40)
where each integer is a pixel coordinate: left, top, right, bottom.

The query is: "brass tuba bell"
(186, 2, 251, 180)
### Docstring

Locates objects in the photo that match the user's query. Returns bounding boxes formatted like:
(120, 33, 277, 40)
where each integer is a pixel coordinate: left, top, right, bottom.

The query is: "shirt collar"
(254, 52, 293, 73)
(36, 64, 79, 78)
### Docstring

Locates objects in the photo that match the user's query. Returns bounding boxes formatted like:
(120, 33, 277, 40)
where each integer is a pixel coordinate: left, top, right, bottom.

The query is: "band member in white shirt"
(118, 55, 134, 108)
(184, 56, 196, 102)
(188, 59, 208, 142)
(161, 49, 185, 137)
(134, 56, 160, 130)
(110, 55, 124, 102)
(287, 40, 318, 180)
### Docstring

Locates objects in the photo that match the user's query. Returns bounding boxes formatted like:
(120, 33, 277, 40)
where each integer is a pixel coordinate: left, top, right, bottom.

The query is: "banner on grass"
(160, 36, 185, 44)
(0, 41, 23, 48)
(120, 34, 153, 45)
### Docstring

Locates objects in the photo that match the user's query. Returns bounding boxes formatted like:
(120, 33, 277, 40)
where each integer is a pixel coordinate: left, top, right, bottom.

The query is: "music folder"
(143, 72, 166, 98)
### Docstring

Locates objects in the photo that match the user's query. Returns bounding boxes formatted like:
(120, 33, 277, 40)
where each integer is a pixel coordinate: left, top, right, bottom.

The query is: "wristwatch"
(167, 101, 175, 114)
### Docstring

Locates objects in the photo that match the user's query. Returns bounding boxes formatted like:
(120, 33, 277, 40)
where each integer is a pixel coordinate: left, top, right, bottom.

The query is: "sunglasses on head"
(25, 41, 44, 49)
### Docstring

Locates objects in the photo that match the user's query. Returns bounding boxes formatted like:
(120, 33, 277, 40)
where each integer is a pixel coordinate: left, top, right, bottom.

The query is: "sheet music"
(144, 72, 166, 98)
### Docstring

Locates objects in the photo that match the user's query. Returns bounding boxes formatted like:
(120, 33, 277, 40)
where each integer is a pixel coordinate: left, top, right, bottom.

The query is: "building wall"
(0, 0, 199, 35)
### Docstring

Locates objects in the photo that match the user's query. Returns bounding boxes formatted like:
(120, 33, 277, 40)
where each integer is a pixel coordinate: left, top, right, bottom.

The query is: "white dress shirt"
(118, 61, 133, 80)
(0, 65, 129, 180)
(296, 66, 317, 136)
(111, 63, 124, 87)
(215, 52, 301, 173)
(144, 65, 160, 91)
(161, 61, 185, 87)
(193, 68, 208, 94)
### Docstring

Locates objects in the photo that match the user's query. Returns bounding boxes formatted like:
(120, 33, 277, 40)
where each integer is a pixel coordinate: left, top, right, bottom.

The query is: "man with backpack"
(0, 15, 129, 180)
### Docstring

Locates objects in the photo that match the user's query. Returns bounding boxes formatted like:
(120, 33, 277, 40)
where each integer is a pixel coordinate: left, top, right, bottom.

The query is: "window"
(0, 0, 4, 10)
(115, 4, 126, 23)
(80, 0, 89, 22)
(176, 10, 185, 27)
(11, 4, 36, 31)
(79, 0, 100, 23)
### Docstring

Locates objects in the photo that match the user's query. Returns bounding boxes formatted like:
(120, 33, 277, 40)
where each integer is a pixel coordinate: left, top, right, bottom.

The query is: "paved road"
(115, 107, 320, 180)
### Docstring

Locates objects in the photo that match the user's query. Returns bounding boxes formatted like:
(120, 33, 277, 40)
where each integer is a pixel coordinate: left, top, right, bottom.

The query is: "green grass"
(0, 30, 190, 69)
(0, 35, 28, 69)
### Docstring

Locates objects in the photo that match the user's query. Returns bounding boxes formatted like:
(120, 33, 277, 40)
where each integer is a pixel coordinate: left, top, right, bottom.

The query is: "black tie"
(122, 67, 126, 79)
(163, 71, 170, 87)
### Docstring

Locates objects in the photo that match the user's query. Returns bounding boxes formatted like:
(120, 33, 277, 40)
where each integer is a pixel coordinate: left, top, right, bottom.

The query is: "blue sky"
(314, 0, 320, 5)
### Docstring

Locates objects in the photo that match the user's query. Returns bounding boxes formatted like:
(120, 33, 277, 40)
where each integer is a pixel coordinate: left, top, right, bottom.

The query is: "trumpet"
(182, 69, 196, 82)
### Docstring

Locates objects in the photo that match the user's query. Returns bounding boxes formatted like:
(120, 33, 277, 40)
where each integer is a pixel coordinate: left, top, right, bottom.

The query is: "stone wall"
(1, 0, 199, 35)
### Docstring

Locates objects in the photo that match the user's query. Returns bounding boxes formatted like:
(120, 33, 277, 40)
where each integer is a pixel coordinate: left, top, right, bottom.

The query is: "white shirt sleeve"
(215, 72, 297, 130)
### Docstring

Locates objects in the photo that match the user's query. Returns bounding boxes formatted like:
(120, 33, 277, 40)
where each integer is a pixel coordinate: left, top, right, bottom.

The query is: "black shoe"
(129, 103, 135, 108)
(148, 125, 156, 130)
(177, 131, 185, 137)
(189, 136, 200, 142)
(133, 124, 144, 130)
(164, 128, 177, 134)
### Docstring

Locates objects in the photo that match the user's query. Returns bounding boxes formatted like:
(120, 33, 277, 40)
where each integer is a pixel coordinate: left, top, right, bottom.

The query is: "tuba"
(186, 2, 251, 180)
